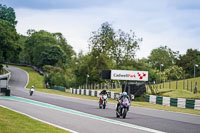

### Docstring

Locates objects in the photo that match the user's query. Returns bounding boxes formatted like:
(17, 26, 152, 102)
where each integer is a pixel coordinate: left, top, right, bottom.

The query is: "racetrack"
(1, 66, 200, 133)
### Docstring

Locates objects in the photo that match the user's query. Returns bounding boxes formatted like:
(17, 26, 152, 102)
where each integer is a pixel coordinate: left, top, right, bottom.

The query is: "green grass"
(14, 65, 200, 115)
(0, 107, 69, 133)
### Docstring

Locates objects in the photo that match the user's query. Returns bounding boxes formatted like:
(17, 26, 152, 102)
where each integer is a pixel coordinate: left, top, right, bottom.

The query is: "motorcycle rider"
(29, 85, 35, 96)
(116, 92, 131, 111)
(99, 88, 108, 104)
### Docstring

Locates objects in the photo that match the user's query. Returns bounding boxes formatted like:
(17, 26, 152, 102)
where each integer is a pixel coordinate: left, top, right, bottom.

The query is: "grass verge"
(13, 65, 200, 115)
(0, 107, 69, 133)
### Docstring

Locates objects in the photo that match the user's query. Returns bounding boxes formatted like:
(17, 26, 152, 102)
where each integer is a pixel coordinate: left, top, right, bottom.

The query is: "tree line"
(0, 4, 200, 88)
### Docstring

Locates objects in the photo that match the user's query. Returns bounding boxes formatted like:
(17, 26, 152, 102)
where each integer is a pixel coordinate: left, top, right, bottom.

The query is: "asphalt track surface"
(0, 66, 200, 133)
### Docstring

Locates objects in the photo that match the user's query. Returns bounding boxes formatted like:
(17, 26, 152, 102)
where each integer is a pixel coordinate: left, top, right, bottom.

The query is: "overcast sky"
(1, 0, 200, 58)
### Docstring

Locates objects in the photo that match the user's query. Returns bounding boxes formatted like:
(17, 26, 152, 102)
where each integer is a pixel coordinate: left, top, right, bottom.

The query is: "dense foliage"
(0, 4, 21, 66)
(1, 4, 200, 88)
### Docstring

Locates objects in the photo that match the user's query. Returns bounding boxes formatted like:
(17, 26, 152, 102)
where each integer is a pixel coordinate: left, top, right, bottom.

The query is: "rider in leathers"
(116, 92, 131, 111)
(99, 89, 108, 104)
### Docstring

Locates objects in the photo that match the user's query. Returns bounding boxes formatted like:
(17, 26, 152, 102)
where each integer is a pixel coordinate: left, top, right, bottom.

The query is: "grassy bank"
(14, 66, 45, 89)
(14, 65, 200, 115)
(0, 107, 69, 133)
(146, 77, 200, 99)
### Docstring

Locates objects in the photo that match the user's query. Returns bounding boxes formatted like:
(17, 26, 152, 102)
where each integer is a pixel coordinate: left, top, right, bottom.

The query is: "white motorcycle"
(99, 94, 108, 109)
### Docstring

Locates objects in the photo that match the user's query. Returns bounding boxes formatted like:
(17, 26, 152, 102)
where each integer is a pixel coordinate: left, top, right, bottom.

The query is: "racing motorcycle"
(116, 97, 130, 119)
(99, 94, 107, 109)
(29, 88, 34, 96)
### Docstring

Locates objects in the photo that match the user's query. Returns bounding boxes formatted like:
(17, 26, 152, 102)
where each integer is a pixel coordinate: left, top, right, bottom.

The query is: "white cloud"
(14, 0, 200, 59)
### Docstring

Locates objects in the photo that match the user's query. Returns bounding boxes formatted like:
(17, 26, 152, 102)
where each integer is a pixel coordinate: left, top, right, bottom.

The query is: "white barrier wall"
(91, 90, 95, 96)
(77, 89, 80, 95)
(81, 89, 84, 95)
(111, 92, 115, 99)
(150, 95, 156, 104)
(97, 91, 101, 97)
(86, 90, 89, 95)
(195, 100, 200, 110)
(178, 98, 186, 108)
(162, 97, 170, 106)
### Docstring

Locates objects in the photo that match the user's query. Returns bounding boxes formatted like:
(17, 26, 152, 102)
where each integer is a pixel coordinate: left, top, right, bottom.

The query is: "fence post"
(191, 81, 193, 92)
(194, 82, 197, 94)
(176, 80, 177, 89)
(163, 82, 164, 88)
(183, 80, 185, 90)
(187, 80, 189, 91)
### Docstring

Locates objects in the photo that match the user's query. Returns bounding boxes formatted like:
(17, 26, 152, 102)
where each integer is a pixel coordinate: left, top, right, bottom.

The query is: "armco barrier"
(70, 88, 120, 100)
(49, 85, 66, 92)
(170, 98, 177, 107)
(146, 94, 200, 110)
(5, 63, 44, 75)
(186, 99, 195, 109)
(156, 96, 163, 105)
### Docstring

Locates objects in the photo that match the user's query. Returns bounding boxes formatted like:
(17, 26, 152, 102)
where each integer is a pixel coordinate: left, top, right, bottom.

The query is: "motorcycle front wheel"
(103, 101, 106, 109)
(122, 108, 127, 119)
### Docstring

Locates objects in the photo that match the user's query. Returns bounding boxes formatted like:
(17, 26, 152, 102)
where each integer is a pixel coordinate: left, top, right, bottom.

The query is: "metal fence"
(146, 77, 200, 94)
(78, 82, 123, 90)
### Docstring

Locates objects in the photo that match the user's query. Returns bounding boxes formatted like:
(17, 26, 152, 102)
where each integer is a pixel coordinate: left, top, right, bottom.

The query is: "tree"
(24, 30, 68, 67)
(163, 65, 185, 80)
(39, 45, 66, 67)
(53, 32, 75, 68)
(18, 35, 28, 63)
(112, 29, 140, 67)
(43, 65, 68, 87)
(0, 20, 21, 64)
(0, 4, 17, 26)
(176, 49, 200, 78)
(73, 22, 142, 86)
(148, 46, 179, 70)
(89, 22, 115, 54)
(89, 22, 141, 68)
(0, 4, 20, 67)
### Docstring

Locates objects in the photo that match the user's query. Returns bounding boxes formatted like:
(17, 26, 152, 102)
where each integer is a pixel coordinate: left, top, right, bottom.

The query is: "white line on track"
(1, 96, 166, 133)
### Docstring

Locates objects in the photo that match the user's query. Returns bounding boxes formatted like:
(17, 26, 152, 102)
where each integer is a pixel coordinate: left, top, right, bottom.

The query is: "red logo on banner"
(137, 72, 146, 79)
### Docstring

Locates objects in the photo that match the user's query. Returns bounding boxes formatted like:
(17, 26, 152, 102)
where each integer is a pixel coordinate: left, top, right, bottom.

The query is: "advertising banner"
(111, 70, 148, 81)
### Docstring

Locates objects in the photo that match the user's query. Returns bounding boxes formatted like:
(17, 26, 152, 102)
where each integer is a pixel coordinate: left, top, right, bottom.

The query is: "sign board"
(111, 70, 148, 81)
(0, 80, 7, 88)
(0, 73, 10, 89)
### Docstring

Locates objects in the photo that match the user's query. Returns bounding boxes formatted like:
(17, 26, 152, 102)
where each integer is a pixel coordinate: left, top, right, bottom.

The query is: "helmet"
(32, 85, 34, 88)
(122, 92, 127, 96)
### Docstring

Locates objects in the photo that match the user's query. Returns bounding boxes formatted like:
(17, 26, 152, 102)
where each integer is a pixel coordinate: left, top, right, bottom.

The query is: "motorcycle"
(29, 88, 34, 96)
(99, 94, 107, 109)
(116, 97, 130, 119)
